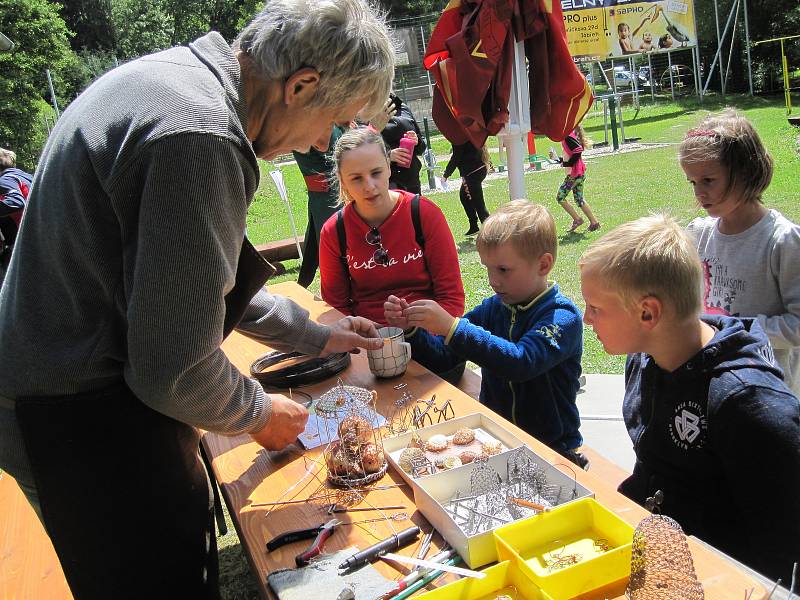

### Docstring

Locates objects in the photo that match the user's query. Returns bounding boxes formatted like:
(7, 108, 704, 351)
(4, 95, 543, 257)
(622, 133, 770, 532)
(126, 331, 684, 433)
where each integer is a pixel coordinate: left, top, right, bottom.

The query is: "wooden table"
(203, 281, 767, 600)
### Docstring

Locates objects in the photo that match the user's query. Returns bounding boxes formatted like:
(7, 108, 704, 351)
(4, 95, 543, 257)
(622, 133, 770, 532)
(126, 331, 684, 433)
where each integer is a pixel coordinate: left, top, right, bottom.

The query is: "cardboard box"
(412, 446, 593, 568)
(383, 413, 525, 486)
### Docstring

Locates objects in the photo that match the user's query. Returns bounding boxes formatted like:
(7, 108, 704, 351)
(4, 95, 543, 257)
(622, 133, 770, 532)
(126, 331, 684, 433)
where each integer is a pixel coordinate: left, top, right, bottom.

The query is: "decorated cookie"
(398, 447, 426, 473)
(452, 427, 476, 445)
(481, 440, 503, 456)
(458, 450, 478, 464)
(424, 434, 449, 452)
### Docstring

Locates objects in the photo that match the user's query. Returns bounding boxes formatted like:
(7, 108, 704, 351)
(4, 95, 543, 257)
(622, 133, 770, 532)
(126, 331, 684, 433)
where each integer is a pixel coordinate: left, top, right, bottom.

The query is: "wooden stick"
(509, 497, 548, 511)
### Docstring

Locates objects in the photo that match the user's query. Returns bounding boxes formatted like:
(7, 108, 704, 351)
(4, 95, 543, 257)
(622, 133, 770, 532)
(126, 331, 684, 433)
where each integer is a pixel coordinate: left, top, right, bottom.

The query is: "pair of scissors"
(266, 518, 341, 567)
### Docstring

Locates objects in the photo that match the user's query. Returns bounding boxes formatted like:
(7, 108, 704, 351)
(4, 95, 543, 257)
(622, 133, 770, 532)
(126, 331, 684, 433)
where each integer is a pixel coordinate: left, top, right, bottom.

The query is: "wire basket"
(318, 380, 388, 488)
(626, 514, 704, 599)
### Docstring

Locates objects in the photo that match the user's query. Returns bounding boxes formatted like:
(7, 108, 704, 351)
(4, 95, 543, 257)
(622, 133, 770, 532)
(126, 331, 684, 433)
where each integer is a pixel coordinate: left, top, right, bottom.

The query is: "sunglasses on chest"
(366, 227, 390, 266)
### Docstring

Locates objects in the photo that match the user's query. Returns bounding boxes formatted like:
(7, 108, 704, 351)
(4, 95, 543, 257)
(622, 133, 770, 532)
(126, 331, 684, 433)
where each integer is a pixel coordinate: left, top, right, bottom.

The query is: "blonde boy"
(579, 214, 800, 582)
(385, 200, 586, 466)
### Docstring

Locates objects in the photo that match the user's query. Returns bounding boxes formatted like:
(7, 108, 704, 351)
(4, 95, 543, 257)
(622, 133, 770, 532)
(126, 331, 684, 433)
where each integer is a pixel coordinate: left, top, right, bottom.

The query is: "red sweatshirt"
(319, 191, 465, 324)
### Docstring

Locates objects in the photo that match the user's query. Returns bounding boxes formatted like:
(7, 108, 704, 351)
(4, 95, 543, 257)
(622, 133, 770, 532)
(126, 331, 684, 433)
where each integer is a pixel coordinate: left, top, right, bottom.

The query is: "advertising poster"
(561, 0, 697, 61)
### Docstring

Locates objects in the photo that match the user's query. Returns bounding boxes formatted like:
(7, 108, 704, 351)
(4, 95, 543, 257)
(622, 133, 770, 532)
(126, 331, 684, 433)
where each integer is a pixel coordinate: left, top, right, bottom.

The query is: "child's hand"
(404, 299, 456, 337)
(384, 295, 411, 330)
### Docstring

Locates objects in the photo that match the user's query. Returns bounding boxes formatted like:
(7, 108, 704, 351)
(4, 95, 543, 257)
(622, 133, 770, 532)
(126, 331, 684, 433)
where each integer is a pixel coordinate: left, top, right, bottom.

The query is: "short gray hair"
(235, 0, 395, 120)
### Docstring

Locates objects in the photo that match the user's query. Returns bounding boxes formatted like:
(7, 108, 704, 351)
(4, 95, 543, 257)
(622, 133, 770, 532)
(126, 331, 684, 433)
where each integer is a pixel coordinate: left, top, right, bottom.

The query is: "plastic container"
(416, 560, 554, 600)
(398, 133, 417, 168)
(494, 498, 634, 600)
(411, 445, 594, 569)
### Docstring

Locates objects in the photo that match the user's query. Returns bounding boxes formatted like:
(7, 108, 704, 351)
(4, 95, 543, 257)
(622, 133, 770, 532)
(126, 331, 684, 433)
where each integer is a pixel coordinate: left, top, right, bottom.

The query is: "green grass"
(248, 93, 800, 377)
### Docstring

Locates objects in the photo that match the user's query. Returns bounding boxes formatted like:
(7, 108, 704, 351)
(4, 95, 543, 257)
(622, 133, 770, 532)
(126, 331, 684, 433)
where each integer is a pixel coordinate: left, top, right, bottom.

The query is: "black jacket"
(620, 316, 800, 582)
(443, 142, 486, 180)
(381, 97, 426, 194)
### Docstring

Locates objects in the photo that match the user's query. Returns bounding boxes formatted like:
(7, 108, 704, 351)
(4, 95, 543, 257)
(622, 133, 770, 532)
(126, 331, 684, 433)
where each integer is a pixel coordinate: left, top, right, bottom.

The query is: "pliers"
(266, 518, 341, 567)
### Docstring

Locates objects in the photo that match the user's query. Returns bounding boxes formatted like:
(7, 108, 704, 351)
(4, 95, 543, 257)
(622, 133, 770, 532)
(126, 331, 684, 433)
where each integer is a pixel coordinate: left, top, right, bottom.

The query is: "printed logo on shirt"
(537, 323, 562, 345)
(349, 249, 424, 271)
(700, 259, 743, 316)
(668, 401, 707, 450)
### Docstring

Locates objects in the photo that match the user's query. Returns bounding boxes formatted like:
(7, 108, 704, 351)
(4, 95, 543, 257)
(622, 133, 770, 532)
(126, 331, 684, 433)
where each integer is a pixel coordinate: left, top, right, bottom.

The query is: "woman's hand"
(404, 299, 456, 337)
(370, 98, 396, 132)
(384, 295, 411, 329)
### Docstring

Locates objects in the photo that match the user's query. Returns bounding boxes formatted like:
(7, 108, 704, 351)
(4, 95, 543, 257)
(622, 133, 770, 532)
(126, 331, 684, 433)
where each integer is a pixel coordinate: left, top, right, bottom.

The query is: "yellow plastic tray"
(493, 498, 634, 600)
(417, 560, 554, 600)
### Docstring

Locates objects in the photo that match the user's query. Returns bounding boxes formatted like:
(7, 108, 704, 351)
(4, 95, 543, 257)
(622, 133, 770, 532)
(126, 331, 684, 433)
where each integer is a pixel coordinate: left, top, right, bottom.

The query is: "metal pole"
(608, 97, 619, 150)
(603, 98, 609, 145)
(713, 0, 725, 95)
(648, 52, 655, 102)
(419, 25, 434, 98)
(502, 40, 531, 200)
(693, 46, 701, 98)
(724, 0, 740, 86)
(702, 0, 740, 96)
(422, 117, 436, 190)
(45, 69, 60, 118)
(743, 0, 753, 96)
(668, 51, 675, 101)
(781, 39, 791, 114)
(617, 96, 626, 143)
(691, 0, 704, 102)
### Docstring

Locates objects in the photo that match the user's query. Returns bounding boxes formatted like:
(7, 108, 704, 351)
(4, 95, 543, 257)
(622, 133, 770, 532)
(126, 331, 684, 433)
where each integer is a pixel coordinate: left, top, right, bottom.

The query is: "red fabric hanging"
(424, 0, 593, 146)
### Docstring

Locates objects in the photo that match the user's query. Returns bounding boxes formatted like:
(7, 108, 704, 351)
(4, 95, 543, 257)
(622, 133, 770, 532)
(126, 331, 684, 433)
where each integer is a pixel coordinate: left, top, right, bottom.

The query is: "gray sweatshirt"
(688, 209, 800, 395)
(0, 33, 329, 435)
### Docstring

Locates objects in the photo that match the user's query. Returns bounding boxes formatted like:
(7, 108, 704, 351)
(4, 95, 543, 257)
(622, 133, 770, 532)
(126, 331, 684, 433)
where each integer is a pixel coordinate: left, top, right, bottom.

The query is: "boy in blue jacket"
(385, 200, 586, 467)
(579, 214, 800, 583)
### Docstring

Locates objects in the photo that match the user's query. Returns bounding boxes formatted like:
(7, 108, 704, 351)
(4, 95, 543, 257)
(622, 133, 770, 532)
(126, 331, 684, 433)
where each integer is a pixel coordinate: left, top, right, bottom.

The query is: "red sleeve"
(419, 197, 465, 317)
(319, 212, 354, 316)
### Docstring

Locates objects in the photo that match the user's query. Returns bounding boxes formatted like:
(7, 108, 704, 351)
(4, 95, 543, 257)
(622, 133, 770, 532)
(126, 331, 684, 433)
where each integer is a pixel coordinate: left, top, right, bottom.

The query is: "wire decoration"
(317, 379, 388, 487)
(442, 448, 583, 537)
(626, 514, 704, 600)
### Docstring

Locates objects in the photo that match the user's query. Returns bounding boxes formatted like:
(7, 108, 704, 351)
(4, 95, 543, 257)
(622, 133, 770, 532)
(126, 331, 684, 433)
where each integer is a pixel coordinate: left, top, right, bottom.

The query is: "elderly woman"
(0, 0, 393, 597)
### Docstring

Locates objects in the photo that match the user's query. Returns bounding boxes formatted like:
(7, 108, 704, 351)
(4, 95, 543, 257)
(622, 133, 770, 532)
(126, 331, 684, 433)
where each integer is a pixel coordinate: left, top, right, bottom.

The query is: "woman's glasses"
(366, 227, 390, 266)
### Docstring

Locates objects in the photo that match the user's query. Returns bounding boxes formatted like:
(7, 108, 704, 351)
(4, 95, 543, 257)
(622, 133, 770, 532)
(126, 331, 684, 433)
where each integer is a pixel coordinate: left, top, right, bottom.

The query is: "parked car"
(612, 69, 634, 88)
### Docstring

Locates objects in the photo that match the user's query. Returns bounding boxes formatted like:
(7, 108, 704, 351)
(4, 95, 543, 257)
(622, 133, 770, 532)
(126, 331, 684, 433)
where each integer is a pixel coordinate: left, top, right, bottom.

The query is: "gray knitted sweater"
(0, 33, 329, 434)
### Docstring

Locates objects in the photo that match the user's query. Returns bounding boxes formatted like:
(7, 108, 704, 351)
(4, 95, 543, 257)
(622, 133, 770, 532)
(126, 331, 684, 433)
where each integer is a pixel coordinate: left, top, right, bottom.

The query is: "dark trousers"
(459, 170, 489, 226)
(15, 383, 220, 600)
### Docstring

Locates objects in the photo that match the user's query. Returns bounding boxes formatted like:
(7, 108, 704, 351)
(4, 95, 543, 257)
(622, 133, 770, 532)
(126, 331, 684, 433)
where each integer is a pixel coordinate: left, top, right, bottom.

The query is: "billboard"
(561, 0, 697, 62)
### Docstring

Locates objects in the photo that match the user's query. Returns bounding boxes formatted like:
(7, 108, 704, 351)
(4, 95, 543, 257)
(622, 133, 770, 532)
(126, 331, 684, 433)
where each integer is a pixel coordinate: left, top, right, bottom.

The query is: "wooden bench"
(0, 473, 72, 599)
(455, 365, 482, 401)
(254, 237, 303, 262)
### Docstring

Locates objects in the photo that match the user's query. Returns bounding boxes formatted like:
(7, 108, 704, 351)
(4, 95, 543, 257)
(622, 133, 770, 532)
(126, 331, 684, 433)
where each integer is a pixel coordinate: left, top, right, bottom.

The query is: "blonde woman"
(319, 127, 466, 381)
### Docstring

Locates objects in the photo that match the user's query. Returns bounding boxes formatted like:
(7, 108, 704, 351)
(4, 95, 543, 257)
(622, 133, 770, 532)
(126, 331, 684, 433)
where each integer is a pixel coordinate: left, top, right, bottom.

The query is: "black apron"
(15, 238, 273, 600)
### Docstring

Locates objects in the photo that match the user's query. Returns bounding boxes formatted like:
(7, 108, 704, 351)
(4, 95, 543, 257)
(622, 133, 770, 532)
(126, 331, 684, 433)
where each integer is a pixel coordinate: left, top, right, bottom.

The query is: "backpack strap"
(336, 208, 348, 273)
(411, 194, 424, 251)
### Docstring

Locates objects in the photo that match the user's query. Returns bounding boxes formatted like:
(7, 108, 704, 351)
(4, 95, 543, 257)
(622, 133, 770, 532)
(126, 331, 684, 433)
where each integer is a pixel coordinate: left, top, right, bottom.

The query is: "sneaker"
(561, 449, 590, 471)
(568, 218, 585, 233)
(465, 225, 480, 236)
(587, 222, 602, 232)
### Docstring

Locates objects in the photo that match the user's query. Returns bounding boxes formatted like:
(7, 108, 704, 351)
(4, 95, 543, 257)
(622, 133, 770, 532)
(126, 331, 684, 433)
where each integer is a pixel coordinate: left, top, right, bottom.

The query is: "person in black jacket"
(443, 141, 490, 236)
(379, 93, 426, 195)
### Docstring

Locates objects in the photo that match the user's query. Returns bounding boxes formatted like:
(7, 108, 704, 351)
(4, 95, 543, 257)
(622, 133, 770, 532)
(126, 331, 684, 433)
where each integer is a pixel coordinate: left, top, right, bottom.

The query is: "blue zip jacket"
(620, 315, 800, 582)
(408, 283, 583, 451)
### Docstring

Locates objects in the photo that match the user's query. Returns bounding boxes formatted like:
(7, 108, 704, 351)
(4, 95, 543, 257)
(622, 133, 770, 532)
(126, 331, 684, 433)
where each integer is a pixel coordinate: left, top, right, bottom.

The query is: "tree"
(0, 0, 75, 169)
(60, 0, 116, 51)
(380, 0, 447, 20)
